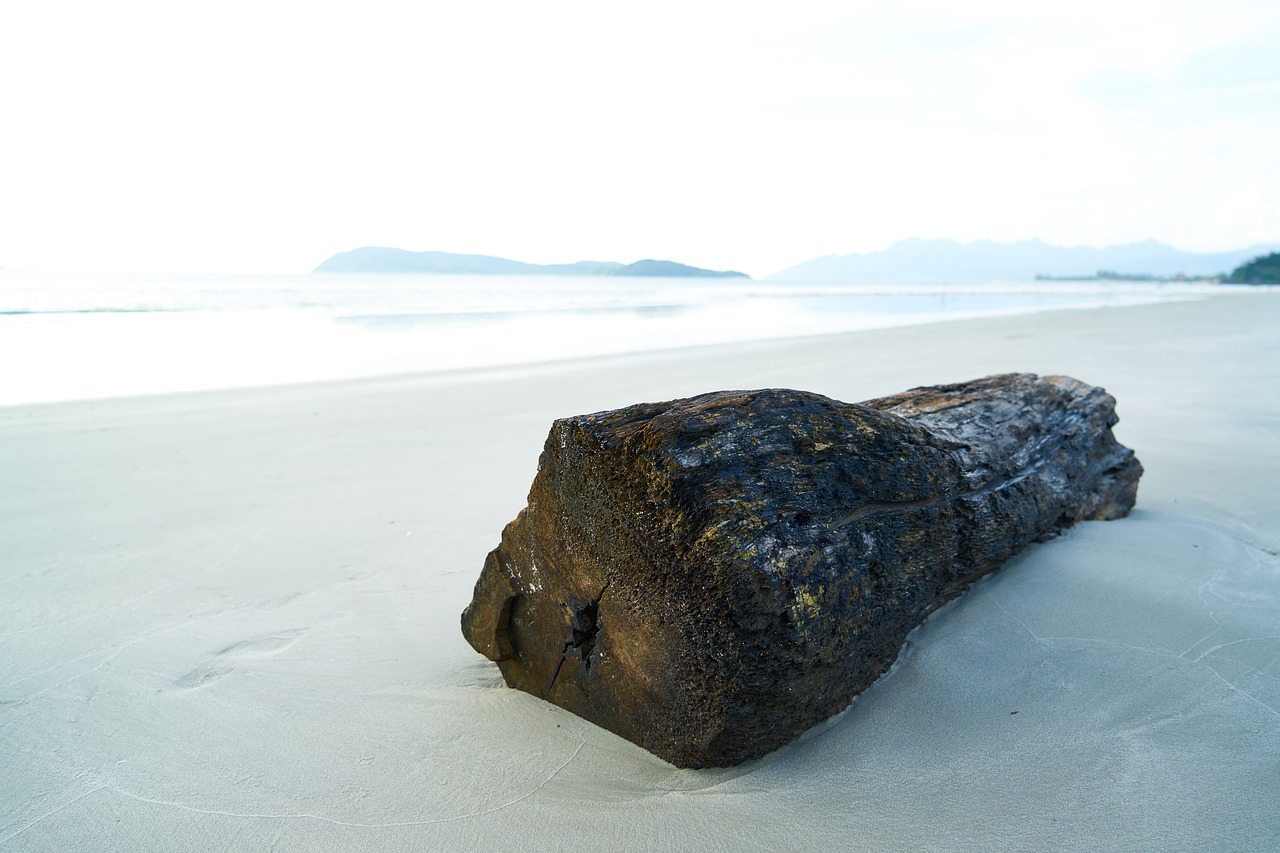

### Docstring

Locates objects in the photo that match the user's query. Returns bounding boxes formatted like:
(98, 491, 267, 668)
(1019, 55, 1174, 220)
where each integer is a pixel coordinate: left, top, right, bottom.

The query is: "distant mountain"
(767, 239, 1280, 283)
(314, 247, 749, 278)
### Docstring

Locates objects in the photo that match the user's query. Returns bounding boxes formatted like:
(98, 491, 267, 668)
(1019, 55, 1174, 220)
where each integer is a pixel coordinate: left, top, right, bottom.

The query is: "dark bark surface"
(461, 374, 1142, 768)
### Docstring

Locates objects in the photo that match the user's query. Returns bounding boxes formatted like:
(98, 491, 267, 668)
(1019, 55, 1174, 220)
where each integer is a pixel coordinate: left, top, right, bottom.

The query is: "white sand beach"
(2, 292, 1277, 850)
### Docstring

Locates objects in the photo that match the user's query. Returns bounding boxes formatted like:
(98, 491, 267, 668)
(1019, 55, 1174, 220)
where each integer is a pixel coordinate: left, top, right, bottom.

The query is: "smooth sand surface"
(2, 292, 1277, 851)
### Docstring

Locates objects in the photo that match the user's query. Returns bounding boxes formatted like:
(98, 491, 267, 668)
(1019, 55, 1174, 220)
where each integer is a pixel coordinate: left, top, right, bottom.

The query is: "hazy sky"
(2, 1, 1278, 277)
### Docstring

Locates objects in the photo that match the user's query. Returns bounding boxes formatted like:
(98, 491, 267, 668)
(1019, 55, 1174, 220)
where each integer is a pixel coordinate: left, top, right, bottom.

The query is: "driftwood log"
(461, 374, 1142, 768)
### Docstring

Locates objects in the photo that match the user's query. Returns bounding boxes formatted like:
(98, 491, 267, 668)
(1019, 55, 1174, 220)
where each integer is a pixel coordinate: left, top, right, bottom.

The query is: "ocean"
(0, 271, 1203, 407)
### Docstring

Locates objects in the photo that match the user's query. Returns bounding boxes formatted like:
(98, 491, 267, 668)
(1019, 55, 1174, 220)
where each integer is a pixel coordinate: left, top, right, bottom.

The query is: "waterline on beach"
(0, 272, 1200, 406)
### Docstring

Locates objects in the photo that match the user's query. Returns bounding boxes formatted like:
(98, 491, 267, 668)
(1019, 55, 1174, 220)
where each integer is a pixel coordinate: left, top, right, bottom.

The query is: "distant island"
(1034, 270, 1218, 283)
(1224, 252, 1280, 284)
(767, 238, 1280, 283)
(314, 247, 749, 279)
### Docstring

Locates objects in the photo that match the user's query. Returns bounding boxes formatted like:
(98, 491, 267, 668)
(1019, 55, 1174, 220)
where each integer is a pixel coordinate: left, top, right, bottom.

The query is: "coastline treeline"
(1224, 252, 1280, 284)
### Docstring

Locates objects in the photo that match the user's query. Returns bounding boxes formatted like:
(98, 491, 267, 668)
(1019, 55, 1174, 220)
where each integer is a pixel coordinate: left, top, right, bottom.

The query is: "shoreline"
(0, 288, 1214, 412)
(2, 292, 1277, 850)
(0, 278, 1224, 409)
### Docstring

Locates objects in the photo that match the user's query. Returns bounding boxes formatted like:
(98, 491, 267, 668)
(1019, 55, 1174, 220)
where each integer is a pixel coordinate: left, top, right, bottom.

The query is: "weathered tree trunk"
(461, 374, 1142, 768)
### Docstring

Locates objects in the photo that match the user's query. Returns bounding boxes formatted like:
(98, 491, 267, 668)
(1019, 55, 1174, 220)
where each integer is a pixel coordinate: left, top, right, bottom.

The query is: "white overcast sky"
(1, 0, 1277, 277)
